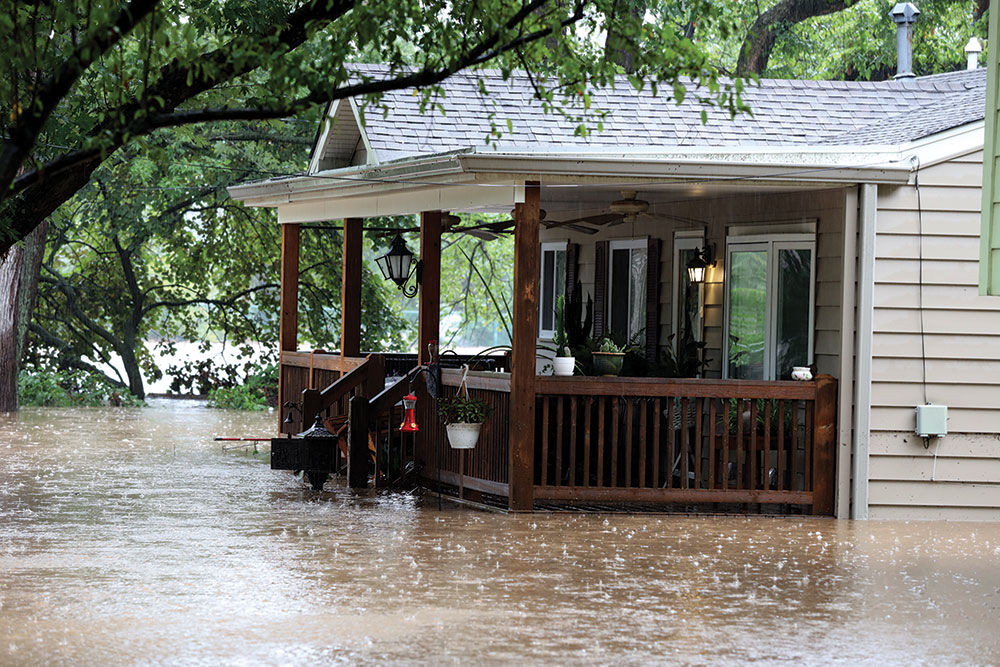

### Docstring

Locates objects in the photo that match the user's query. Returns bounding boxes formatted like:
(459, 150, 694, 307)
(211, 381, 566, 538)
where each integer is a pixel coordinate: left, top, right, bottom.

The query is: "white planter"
(791, 366, 813, 381)
(446, 422, 482, 449)
(552, 356, 576, 376)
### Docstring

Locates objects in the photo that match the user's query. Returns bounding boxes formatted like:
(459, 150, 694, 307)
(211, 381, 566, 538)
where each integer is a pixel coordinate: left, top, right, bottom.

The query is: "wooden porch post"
(278, 223, 300, 432)
(509, 182, 540, 512)
(812, 374, 838, 516)
(418, 211, 442, 365)
(341, 217, 363, 357)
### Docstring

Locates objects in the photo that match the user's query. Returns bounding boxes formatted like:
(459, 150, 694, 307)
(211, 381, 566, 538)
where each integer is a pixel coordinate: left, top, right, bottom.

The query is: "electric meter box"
(915, 404, 948, 438)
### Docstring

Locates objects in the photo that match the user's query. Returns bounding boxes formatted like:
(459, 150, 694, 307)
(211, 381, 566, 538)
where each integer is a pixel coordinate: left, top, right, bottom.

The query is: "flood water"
(1, 401, 999, 665)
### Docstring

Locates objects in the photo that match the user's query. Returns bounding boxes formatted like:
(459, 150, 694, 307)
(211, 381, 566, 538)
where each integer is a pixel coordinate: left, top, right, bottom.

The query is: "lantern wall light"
(686, 244, 716, 284)
(376, 233, 422, 298)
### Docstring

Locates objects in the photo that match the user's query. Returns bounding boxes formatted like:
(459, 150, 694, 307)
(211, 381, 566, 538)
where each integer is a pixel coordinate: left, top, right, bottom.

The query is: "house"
(230, 63, 999, 520)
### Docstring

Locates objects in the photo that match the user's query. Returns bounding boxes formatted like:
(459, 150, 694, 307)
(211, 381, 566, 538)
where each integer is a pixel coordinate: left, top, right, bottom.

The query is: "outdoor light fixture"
(376, 233, 422, 297)
(686, 245, 716, 284)
(400, 393, 419, 432)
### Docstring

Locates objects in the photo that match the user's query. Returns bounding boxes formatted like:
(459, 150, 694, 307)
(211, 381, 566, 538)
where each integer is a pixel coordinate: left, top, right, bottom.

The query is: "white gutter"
(851, 183, 878, 520)
(228, 147, 913, 210)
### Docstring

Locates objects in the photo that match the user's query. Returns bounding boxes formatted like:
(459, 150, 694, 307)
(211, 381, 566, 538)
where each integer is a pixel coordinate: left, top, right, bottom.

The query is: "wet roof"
(334, 64, 986, 164)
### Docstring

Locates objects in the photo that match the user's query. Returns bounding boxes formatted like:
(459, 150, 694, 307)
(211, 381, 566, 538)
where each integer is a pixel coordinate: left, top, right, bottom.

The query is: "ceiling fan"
(543, 191, 652, 234)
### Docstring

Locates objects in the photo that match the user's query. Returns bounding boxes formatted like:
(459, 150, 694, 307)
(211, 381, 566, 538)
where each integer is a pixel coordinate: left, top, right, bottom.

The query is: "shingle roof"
(343, 64, 986, 163)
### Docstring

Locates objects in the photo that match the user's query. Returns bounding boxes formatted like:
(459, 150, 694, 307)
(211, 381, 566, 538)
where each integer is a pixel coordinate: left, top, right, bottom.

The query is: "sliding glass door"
(725, 236, 815, 380)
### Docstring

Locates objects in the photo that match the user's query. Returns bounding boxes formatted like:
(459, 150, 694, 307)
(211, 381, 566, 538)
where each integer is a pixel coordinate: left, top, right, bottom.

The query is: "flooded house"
(229, 60, 1000, 520)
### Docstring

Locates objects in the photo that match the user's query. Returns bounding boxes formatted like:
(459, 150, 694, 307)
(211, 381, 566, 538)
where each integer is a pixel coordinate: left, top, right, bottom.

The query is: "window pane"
(678, 248, 699, 342)
(628, 248, 647, 344)
(610, 248, 630, 340)
(555, 250, 567, 310)
(776, 248, 812, 380)
(541, 250, 554, 332)
(728, 249, 767, 380)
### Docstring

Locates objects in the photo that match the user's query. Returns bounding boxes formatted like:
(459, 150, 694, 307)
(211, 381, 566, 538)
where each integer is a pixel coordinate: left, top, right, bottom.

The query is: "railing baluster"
(541, 397, 550, 486)
(569, 397, 578, 486)
(778, 399, 786, 491)
(681, 397, 690, 489)
(611, 399, 620, 487)
(667, 399, 676, 489)
(750, 399, 758, 491)
(583, 397, 592, 487)
(639, 398, 648, 488)
(625, 398, 634, 488)
(735, 398, 744, 490)
(764, 399, 772, 491)
(709, 398, 717, 490)
(694, 397, 703, 490)
(597, 398, 606, 487)
(722, 398, 731, 490)
(652, 398, 662, 489)
(555, 396, 565, 486)
(805, 399, 814, 492)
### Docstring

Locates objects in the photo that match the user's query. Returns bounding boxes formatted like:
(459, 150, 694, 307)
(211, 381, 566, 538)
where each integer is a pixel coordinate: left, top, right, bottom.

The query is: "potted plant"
(592, 337, 626, 376)
(439, 393, 494, 449)
(552, 295, 575, 376)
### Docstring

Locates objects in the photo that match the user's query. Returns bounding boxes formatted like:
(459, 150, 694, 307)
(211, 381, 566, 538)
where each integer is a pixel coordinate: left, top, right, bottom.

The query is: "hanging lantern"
(686, 245, 715, 284)
(400, 393, 419, 432)
(376, 233, 421, 297)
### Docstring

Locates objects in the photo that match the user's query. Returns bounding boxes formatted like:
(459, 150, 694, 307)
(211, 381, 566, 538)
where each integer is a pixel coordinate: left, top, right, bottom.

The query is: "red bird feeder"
(400, 393, 419, 432)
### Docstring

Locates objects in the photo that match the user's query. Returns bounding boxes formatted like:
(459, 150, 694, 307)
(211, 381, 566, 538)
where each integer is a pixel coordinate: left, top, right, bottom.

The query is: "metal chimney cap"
(965, 37, 983, 54)
(890, 3, 920, 24)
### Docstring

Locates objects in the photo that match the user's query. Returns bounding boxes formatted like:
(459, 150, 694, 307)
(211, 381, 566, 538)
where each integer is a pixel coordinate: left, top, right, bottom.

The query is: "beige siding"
(870, 148, 1000, 519)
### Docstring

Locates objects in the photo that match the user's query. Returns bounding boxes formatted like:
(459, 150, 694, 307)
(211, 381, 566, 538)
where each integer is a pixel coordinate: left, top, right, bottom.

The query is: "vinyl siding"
(869, 148, 1000, 520)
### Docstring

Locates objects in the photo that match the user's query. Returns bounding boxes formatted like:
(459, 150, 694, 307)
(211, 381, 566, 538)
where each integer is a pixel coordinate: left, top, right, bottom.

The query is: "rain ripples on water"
(1, 401, 998, 664)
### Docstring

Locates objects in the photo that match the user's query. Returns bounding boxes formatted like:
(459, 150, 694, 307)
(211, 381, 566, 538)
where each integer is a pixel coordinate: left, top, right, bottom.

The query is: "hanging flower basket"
(439, 365, 494, 450)
(446, 422, 482, 449)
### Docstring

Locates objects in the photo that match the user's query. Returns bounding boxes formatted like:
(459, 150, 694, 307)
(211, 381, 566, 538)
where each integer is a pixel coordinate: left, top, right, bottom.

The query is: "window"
(673, 234, 704, 350)
(539, 241, 567, 339)
(608, 238, 648, 344)
(724, 234, 815, 380)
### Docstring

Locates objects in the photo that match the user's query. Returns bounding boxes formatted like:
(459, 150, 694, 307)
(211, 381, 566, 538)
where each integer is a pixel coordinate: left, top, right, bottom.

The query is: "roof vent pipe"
(965, 37, 983, 70)
(890, 3, 920, 79)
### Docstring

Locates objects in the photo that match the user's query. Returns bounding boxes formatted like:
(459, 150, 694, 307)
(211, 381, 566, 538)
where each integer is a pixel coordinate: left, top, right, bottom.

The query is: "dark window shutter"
(593, 240, 609, 339)
(565, 243, 579, 302)
(645, 237, 661, 361)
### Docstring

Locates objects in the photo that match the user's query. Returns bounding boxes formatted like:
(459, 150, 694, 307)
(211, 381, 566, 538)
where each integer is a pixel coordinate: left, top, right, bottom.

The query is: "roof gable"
(308, 98, 374, 173)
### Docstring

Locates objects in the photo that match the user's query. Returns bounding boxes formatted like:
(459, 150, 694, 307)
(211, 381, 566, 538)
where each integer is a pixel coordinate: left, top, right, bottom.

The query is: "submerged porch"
(269, 178, 844, 514)
(277, 350, 836, 514)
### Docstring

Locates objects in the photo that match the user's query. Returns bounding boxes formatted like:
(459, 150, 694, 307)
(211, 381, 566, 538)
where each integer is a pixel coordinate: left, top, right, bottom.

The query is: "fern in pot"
(439, 370, 495, 449)
(552, 295, 576, 376)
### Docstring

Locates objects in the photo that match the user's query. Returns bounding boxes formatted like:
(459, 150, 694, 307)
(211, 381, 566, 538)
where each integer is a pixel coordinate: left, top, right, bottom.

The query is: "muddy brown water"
(1, 401, 999, 665)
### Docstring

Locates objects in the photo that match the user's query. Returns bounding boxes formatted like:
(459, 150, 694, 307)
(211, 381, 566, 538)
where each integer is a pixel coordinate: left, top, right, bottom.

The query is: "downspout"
(852, 183, 878, 519)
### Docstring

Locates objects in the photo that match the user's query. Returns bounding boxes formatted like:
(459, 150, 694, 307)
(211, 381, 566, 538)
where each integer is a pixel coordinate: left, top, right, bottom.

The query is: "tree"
(26, 120, 409, 399)
(0, 0, 746, 409)
(736, 0, 853, 77)
(1, 0, 743, 256)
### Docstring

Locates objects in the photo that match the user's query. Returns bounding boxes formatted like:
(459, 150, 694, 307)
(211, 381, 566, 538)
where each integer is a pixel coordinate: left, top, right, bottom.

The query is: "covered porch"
(235, 163, 894, 515)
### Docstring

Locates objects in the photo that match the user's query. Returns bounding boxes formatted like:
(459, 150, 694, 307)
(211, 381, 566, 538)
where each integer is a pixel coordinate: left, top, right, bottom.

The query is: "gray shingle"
(339, 64, 986, 160)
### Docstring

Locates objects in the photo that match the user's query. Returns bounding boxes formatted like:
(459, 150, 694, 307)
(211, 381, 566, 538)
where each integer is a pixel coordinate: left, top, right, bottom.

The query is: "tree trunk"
(604, 0, 646, 74)
(736, 0, 849, 77)
(118, 343, 146, 399)
(0, 220, 49, 411)
(0, 247, 24, 412)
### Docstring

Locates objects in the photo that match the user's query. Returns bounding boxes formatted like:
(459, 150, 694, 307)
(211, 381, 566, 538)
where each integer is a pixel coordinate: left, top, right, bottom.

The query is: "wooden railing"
(278, 351, 378, 434)
(532, 375, 837, 514)
(414, 369, 512, 498)
(367, 367, 422, 488)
